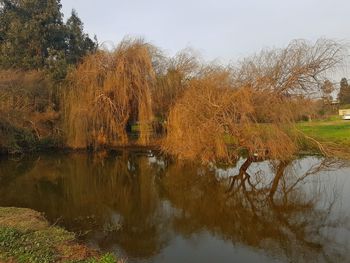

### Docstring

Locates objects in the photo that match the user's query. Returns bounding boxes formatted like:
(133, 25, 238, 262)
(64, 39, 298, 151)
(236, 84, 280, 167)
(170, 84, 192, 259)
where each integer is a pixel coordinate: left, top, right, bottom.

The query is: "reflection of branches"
(226, 157, 254, 193)
(284, 158, 339, 196)
(269, 160, 290, 200)
(180, 156, 348, 262)
(1, 151, 348, 262)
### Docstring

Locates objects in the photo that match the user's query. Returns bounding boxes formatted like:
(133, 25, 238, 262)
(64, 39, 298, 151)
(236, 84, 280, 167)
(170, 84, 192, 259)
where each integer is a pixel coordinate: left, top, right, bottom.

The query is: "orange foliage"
(64, 39, 155, 149)
(163, 39, 344, 163)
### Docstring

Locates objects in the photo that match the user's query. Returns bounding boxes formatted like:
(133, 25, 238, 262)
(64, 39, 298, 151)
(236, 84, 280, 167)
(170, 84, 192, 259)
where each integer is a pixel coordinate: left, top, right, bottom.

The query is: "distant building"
(339, 109, 350, 116)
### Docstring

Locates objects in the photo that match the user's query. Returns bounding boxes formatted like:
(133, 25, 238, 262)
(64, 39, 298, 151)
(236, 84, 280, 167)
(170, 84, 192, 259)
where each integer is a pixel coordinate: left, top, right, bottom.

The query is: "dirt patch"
(56, 242, 99, 262)
(0, 207, 49, 231)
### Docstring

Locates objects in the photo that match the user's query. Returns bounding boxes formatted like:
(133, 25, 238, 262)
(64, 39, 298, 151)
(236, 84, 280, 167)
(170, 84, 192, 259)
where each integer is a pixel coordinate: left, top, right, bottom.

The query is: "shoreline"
(0, 207, 120, 263)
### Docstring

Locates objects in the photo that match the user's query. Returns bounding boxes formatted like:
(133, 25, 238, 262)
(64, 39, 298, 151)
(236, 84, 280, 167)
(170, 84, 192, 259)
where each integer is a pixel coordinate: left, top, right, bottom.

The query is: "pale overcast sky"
(61, 0, 350, 65)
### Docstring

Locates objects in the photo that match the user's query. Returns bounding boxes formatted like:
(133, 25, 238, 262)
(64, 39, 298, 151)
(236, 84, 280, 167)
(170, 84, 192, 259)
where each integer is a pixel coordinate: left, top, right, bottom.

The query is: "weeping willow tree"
(163, 39, 345, 164)
(64, 39, 155, 149)
(152, 48, 200, 120)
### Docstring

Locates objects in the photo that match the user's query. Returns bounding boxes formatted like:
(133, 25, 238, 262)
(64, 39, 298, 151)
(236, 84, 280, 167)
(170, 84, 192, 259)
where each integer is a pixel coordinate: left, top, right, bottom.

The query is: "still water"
(0, 150, 350, 263)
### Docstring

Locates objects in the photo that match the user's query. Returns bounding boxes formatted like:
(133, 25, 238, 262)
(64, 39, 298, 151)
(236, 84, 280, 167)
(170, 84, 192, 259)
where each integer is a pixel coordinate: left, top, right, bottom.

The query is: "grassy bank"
(297, 117, 350, 146)
(0, 207, 120, 263)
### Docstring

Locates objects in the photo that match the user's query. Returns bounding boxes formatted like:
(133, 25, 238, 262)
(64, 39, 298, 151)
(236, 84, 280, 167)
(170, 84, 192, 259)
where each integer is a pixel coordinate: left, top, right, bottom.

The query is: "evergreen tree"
(0, 0, 66, 69)
(0, 1, 97, 79)
(338, 78, 350, 105)
(66, 9, 96, 65)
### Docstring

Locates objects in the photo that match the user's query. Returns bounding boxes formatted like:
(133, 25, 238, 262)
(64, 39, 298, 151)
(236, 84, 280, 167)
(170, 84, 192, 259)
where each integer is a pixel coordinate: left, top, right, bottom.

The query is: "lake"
(0, 150, 349, 263)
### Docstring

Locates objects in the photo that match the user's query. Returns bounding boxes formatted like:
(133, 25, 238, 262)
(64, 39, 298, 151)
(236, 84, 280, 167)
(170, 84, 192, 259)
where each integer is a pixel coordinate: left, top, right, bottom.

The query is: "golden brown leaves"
(162, 40, 344, 164)
(64, 39, 155, 149)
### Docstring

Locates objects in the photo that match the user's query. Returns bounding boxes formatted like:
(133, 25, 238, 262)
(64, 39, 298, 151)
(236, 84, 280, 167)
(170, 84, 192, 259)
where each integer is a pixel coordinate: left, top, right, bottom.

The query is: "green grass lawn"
(297, 117, 350, 145)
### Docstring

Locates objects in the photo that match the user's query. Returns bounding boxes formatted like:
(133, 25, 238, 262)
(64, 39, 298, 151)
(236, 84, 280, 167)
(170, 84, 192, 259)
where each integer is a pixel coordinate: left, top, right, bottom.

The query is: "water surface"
(0, 150, 349, 263)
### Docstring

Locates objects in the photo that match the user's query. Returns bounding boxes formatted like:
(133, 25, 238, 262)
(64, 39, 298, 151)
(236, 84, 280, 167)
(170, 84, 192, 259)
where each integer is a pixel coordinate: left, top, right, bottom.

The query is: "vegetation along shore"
(0, 207, 122, 262)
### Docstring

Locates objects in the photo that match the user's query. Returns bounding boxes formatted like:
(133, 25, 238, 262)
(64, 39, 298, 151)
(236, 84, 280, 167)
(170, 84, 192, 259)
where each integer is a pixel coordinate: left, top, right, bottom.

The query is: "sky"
(60, 0, 350, 67)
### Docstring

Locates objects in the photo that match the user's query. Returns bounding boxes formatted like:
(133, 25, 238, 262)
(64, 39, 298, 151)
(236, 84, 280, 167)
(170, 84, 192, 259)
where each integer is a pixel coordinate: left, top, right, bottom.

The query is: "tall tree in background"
(0, 0, 96, 79)
(0, 0, 66, 69)
(321, 79, 334, 105)
(338, 78, 350, 105)
(66, 9, 96, 65)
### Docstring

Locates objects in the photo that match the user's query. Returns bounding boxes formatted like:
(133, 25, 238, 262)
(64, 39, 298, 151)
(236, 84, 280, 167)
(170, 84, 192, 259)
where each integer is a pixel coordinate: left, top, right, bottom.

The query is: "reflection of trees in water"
(0, 152, 348, 262)
(0, 151, 168, 258)
(0, 155, 39, 186)
(88, 151, 168, 258)
(159, 157, 348, 263)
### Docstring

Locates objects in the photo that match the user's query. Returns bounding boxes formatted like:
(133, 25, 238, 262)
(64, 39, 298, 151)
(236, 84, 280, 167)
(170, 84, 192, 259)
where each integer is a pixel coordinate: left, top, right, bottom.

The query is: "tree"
(64, 39, 155, 149)
(0, 0, 66, 69)
(321, 79, 334, 105)
(66, 9, 96, 65)
(338, 78, 350, 105)
(0, 1, 96, 80)
(163, 39, 345, 164)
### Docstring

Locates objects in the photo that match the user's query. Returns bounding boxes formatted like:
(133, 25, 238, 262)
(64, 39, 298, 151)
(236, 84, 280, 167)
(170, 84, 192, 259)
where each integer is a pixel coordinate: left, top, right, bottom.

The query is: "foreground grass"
(0, 207, 120, 263)
(297, 117, 350, 146)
